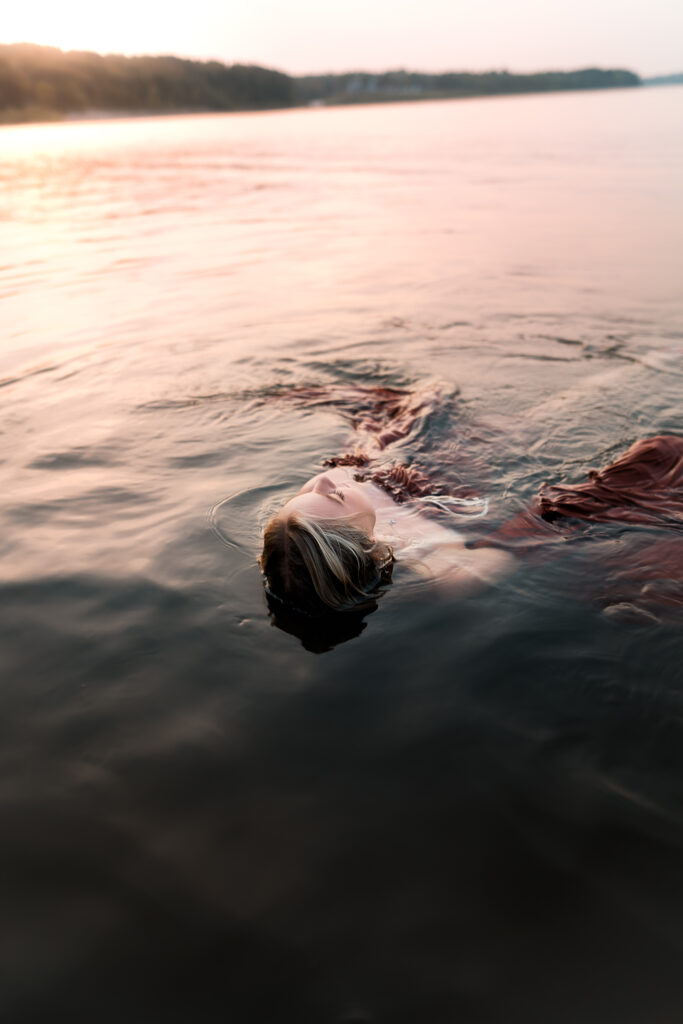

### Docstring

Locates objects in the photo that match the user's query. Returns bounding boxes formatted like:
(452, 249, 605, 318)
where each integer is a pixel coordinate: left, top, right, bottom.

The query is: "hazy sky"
(2, 0, 681, 76)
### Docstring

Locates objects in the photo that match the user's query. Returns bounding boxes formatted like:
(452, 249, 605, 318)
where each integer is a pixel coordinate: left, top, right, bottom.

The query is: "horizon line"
(2, 40, 678, 80)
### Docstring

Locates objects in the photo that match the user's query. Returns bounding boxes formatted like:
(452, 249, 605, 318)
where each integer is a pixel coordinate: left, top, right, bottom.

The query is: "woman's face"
(280, 472, 376, 535)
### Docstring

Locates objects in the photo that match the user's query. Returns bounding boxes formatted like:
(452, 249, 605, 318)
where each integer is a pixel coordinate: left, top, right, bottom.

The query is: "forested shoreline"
(0, 43, 641, 124)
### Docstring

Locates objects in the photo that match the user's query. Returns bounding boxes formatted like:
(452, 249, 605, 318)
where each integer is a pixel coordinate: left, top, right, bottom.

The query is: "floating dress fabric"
(538, 436, 683, 529)
(258, 382, 683, 544)
(473, 436, 683, 600)
(260, 384, 441, 450)
(261, 383, 475, 504)
(317, 393, 683, 591)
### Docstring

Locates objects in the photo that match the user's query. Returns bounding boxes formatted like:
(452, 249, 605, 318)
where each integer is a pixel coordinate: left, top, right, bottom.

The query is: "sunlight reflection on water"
(1, 87, 683, 1023)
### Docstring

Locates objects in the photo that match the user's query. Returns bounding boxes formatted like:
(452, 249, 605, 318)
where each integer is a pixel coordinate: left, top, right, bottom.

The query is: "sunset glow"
(2, 0, 682, 76)
(0, 1, 214, 60)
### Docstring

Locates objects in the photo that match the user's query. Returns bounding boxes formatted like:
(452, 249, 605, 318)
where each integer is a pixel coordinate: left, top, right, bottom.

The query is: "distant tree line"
(0, 44, 641, 123)
(295, 68, 641, 105)
(643, 73, 683, 86)
(0, 44, 294, 121)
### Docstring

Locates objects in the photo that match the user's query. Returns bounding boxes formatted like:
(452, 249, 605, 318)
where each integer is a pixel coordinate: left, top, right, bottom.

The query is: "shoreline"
(0, 81, 653, 129)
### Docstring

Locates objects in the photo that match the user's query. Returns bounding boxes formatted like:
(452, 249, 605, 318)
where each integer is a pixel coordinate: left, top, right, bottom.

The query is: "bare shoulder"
(451, 544, 515, 589)
(374, 502, 515, 592)
(390, 528, 515, 592)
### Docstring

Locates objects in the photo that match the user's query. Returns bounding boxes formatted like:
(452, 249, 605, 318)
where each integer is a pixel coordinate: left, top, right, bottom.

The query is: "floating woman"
(258, 384, 683, 646)
(259, 464, 513, 617)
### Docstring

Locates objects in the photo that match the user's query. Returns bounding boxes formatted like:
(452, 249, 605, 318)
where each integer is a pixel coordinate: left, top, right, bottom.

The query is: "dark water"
(2, 88, 683, 1023)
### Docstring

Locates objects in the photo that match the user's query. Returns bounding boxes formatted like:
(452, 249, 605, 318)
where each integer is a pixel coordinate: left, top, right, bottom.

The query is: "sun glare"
(1, 1, 189, 57)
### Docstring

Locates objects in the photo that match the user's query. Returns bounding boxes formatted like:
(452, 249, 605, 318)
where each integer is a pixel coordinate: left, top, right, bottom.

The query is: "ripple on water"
(2, 90, 683, 1022)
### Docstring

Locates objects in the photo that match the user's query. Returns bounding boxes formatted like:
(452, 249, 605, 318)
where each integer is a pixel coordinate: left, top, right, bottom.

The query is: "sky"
(2, 0, 681, 77)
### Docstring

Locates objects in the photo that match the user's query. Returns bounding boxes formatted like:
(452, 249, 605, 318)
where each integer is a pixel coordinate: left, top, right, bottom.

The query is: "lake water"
(2, 87, 683, 1023)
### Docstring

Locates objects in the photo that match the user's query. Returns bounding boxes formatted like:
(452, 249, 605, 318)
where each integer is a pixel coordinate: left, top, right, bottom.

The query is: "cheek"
(347, 487, 373, 513)
(348, 496, 372, 519)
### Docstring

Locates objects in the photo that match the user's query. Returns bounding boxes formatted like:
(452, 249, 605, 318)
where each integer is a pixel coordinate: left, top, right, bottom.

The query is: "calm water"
(2, 87, 683, 1023)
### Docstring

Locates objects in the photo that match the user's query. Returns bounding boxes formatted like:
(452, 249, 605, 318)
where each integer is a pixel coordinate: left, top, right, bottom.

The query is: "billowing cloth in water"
(475, 436, 683, 600)
(538, 436, 683, 529)
(263, 383, 473, 502)
(264, 383, 683, 543)
(538, 436, 683, 599)
(259, 384, 441, 450)
(477, 436, 683, 547)
(324, 456, 440, 503)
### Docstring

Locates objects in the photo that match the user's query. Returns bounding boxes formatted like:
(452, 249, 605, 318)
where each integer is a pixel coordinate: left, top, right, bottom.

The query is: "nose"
(312, 475, 337, 495)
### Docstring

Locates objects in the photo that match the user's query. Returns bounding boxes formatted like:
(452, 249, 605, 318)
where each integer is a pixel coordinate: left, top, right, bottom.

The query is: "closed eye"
(331, 489, 345, 502)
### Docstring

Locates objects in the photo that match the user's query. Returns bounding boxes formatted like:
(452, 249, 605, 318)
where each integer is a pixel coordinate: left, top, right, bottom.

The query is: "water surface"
(2, 87, 683, 1023)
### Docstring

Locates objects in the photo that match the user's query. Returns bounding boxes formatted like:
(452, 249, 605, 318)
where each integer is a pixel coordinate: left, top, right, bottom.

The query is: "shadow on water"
(3, 90, 683, 1022)
(2, 567, 683, 1023)
(3, 350, 683, 1022)
(3, 347, 683, 1022)
(264, 588, 383, 653)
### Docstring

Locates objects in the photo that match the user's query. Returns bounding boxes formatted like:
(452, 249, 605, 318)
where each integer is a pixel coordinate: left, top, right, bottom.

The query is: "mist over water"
(2, 87, 683, 1023)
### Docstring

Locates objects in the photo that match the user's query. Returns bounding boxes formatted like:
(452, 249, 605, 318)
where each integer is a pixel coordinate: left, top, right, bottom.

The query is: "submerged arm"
(428, 542, 516, 593)
(393, 528, 516, 595)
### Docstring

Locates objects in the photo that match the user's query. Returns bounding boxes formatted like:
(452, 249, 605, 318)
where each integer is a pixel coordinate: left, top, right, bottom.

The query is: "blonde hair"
(259, 511, 393, 615)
